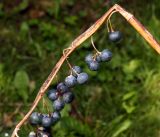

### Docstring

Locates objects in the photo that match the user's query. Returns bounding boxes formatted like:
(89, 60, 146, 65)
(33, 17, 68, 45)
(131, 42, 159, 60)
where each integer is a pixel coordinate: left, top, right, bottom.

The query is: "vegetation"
(0, 0, 160, 137)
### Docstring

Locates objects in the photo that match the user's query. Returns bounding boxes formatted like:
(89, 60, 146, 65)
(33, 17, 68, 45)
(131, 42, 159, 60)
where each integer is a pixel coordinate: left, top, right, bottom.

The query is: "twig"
(11, 4, 160, 137)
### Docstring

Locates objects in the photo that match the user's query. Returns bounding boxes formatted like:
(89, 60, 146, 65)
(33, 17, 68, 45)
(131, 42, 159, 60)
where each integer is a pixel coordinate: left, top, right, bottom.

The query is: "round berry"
(57, 82, 69, 94)
(29, 112, 41, 125)
(77, 72, 89, 84)
(41, 115, 52, 128)
(100, 49, 112, 62)
(28, 131, 36, 137)
(63, 92, 74, 103)
(53, 99, 65, 111)
(72, 66, 82, 77)
(108, 31, 122, 42)
(47, 89, 58, 101)
(96, 54, 101, 62)
(65, 75, 77, 87)
(88, 61, 99, 71)
(85, 54, 93, 64)
(51, 111, 61, 123)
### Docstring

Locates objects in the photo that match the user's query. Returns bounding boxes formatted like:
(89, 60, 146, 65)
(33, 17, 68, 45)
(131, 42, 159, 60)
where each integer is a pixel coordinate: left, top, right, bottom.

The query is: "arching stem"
(11, 4, 160, 137)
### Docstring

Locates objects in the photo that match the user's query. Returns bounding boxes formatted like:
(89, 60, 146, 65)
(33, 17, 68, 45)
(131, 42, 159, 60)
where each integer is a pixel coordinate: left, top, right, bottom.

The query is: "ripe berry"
(72, 66, 82, 77)
(28, 131, 36, 137)
(57, 82, 69, 94)
(41, 115, 52, 128)
(100, 49, 112, 62)
(63, 92, 74, 103)
(65, 75, 77, 87)
(109, 31, 122, 42)
(51, 111, 61, 123)
(29, 112, 41, 125)
(88, 61, 99, 71)
(85, 54, 93, 64)
(53, 99, 65, 111)
(77, 72, 89, 84)
(96, 55, 101, 62)
(47, 89, 58, 101)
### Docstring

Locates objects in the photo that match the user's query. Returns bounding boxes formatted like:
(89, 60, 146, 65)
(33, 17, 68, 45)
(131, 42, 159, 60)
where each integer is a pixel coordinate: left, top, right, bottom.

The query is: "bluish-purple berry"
(65, 75, 77, 87)
(100, 49, 112, 62)
(85, 54, 93, 64)
(29, 112, 41, 125)
(96, 54, 102, 62)
(72, 66, 82, 77)
(88, 61, 99, 71)
(57, 82, 69, 94)
(109, 31, 122, 42)
(77, 72, 89, 84)
(51, 111, 61, 123)
(41, 115, 52, 128)
(63, 92, 74, 103)
(47, 89, 58, 101)
(53, 99, 65, 111)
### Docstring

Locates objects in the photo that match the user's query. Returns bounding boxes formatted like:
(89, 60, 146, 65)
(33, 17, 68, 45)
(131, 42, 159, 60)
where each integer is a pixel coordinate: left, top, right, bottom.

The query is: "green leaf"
(112, 120, 132, 137)
(123, 59, 141, 74)
(122, 91, 136, 101)
(14, 70, 29, 90)
(122, 102, 136, 113)
(14, 70, 29, 101)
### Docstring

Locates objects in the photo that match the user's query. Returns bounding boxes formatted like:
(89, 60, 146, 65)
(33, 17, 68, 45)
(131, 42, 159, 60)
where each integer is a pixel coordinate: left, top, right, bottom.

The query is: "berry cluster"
(29, 66, 89, 136)
(85, 49, 112, 71)
(28, 30, 122, 136)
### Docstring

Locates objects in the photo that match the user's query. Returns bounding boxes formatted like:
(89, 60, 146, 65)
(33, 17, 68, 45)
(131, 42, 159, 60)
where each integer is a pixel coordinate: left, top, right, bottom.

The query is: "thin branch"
(11, 4, 160, 137)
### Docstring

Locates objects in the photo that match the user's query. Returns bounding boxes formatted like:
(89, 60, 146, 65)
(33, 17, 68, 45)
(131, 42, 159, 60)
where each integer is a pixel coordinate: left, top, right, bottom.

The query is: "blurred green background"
(0, 0, 160, 137)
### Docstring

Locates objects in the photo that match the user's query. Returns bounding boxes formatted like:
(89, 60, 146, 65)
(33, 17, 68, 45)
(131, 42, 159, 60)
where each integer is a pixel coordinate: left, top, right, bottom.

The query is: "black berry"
(47, 89, 58, 101)
(57, 82, 69, 94)
(41, 115, 52, 128)
(51, 111, 61, 123)
(29, 112, 41, 125)
(109, 31, 122, 42)
(53, 99, 65, 111)
(63, 92, 74, 103)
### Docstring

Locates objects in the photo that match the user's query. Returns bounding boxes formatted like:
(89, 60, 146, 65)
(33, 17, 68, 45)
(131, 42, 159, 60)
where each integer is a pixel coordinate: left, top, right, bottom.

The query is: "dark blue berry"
(41, 115, 52, 128)
(77, 72, 89, 84)
(100, 49, 112, 62)
(109, 31, 122, 42)
(47, 89, 58, 101)
(85, 54, 93, 64)
(29, 112, 41, 125)
(72, 66, 82, 77)
(51, 111, 61, 123)
(28, 131, 36, 137)
(65, 75, 77, 87)
(88, 61, 99, 71)
(63, 92, 74, 103)
(57, 82, 69, 94)
(96, 55, 102, 62)
(53, 99, 65, 111)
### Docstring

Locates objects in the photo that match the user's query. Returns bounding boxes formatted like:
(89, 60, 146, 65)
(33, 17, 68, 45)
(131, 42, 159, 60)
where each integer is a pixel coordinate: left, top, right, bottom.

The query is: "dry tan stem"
(11, 4, 160, 137)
